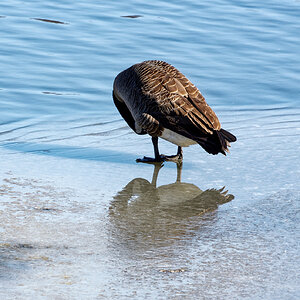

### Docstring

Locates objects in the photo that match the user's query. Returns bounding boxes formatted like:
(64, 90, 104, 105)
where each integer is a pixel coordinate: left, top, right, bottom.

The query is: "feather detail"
(113, 60, 236, 155)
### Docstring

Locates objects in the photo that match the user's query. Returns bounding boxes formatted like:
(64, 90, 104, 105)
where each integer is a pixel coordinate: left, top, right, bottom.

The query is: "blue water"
(0, 1, 299, 299)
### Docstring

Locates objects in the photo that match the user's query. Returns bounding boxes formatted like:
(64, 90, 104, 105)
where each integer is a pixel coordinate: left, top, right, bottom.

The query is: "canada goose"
(113, 60, 236, 163)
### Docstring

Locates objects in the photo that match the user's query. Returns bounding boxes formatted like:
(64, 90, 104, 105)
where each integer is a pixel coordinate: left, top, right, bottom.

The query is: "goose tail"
(197, 129, 236, 155)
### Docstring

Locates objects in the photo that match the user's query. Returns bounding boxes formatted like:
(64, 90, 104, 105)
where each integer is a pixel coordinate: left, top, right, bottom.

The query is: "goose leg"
(136, 137, 164, 163)
(136, 138, 183, 163)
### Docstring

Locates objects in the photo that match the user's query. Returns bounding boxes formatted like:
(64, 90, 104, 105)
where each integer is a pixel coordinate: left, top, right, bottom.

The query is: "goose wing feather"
(133, 61, 221, 139)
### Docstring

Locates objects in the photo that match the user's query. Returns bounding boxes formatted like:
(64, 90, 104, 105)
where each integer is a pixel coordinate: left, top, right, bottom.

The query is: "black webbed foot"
(136, 153, 182, 164)
(161, 153, 183, 162)
(136, 156, 165, 164)
(161, 146, 183, 162)
(136, 138, 183, 164)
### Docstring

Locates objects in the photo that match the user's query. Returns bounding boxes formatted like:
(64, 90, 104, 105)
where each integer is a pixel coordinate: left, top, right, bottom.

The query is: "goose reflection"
(109, 164, 234, 250)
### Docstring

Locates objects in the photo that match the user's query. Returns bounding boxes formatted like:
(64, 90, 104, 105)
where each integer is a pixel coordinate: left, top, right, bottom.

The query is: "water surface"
(0, 0, 299, 299)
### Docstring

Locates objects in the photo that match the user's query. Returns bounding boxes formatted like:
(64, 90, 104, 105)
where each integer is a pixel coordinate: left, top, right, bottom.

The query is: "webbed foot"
(136, 154, 182, 164)
(136, 139, 183, 164)
(136, 156, 164, 164)
(161, 153, 183, 162)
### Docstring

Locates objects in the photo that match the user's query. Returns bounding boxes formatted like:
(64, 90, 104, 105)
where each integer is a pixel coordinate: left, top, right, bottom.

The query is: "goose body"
(113, 60, 236, 162)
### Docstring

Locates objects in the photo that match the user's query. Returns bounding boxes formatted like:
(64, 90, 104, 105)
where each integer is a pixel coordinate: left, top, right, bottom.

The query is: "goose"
(113, 60, 236, 163)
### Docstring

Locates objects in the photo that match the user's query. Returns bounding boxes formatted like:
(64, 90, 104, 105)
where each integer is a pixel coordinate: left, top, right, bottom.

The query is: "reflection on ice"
(109, 164, 234, 249)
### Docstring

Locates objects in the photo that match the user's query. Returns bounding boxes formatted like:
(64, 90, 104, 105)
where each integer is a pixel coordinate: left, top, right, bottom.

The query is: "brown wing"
(133, 60, 221, 140)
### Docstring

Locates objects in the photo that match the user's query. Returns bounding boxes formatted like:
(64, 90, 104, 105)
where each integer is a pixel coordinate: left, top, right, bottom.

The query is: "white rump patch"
(160, 128, 197, 147)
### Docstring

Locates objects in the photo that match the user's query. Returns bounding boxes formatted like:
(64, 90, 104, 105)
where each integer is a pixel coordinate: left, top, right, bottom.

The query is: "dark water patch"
(121, 15, 143, 18)
(42, 91, 80, 96)
(32, 18, 68, 24)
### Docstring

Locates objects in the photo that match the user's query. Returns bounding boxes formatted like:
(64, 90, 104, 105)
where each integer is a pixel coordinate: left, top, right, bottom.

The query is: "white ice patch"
(160, 128, 197, 147)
